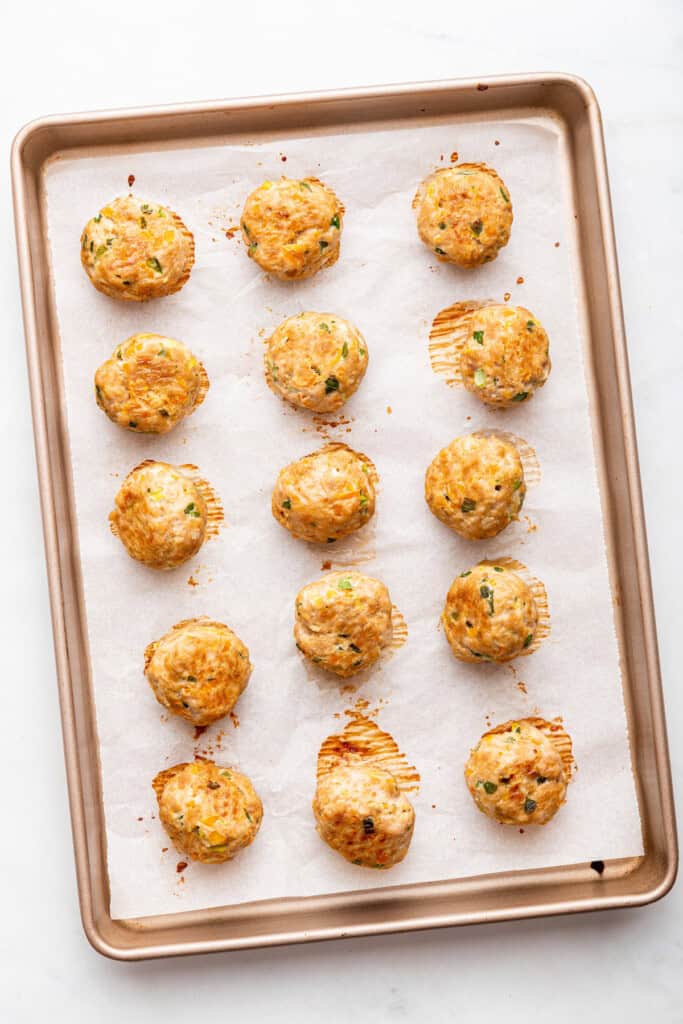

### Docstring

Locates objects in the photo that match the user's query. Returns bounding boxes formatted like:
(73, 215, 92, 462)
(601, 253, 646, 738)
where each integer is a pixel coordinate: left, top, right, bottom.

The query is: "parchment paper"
(44, 116, 643, 920)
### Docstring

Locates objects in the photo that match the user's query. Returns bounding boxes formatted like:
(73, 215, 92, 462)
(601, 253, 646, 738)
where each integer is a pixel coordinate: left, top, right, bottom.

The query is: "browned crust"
(484, 717, 574, 777)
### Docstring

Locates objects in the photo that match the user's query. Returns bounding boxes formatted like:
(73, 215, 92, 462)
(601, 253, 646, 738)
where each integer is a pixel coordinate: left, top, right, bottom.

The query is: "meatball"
(464, 719, 572, 825)
(144, 617, 251, 725)
(241, 177, 344, 280)
(80, 195, 194, 300)
(110, 460, 221, 569)
(272, 443, 376, 544)
(313, 765, 415, 868)
(94, 333, 209, 433)
(443, 562, 538, 663)
(153, 760, 263, 863)
(425, 433, 526, 539)
(413, 163, 512, 268)
(461, 305, 551, 407)
(265, 311, 368, 412)
(294, 571, 393, 677)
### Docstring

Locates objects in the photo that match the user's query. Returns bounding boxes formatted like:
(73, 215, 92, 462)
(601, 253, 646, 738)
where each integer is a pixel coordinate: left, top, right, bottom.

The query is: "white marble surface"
(0, 1, 680, 1020)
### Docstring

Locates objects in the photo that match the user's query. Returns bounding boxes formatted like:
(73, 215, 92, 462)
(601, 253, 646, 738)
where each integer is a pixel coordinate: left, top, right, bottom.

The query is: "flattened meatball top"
(153, 761, 263, 863)
(145, 617, 251, 725)
(465, 720, 569, 825)
(272, 444, 376, 544)
(425, 433, 525, 540)
(461, 305, 551, 407)
(80, 195, 194, 300)
(443, 562, 538, 663)
(413, 163, 512, 268)
(241, 177, 343, 280)
(265, 312, 368, 412)
(110, 460, 209, 570)
(95, 333, 208, 433)
(313, 765, 415, 868)
(294, 571, 393, 677)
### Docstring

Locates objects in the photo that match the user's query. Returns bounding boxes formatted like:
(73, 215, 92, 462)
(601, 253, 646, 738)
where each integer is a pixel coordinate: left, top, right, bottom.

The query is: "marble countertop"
(1, 1, 680, 1020)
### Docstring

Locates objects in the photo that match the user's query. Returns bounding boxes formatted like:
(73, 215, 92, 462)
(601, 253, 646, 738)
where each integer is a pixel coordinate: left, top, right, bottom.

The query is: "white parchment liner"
(44, 118, 642, 919)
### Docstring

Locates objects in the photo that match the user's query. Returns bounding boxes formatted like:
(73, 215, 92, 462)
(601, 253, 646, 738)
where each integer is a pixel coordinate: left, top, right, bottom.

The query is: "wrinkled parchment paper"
(44, 116, 643, 920)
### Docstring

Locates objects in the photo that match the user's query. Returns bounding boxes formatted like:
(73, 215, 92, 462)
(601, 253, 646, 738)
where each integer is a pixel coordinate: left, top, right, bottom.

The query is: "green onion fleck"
(337, 577, 353, 591)
(300, 181, 313, 191)
(461, 497, 476, 514)
(523, 633, 533, 648)
(513, 478, 522, 490)
(460, 570, 472, 578)
(474, 368, 487, 388)
(341, 341, 348, 358)
(473, 330, 484, 344)
(184, 502, 201, 518)
(483, 781, 498, 794)
(524, 797, 537, 813)
(147, 256, 163, 274)
(330, 214, 340, 229)
(434, 246, 447, 255)
(319, 322, 331, 332)
(500, 187, 510, 203)
(511, 391, 529, 402)
(527, 320, 535, 330)
(325, 375, 340, 394)
(282, 499, 291, 509)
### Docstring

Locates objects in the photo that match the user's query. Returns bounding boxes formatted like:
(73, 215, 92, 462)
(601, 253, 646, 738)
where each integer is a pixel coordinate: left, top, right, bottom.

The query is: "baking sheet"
(44, 117, 643, 920)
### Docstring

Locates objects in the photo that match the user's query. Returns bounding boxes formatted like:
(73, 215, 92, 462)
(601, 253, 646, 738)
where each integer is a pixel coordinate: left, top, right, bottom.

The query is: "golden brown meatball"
(80, 195, 194, 300)
(464, 718, 572, 825)
(110, 460, 221, 570)
(265, 311, 368, 412)
(313, 765, 415, 868)
(153, 761, 263, 863)
(272, 443, 377, 544)
(94, 333, 209, 433)
(294, 571, 393, 677)
(461, 305, 551, 406)
(144, 617, 251, 725)
(425, 433, 526, 539)
(442, 562, 538, 663)
(413, 163, 512, 268)
(241, 177, 344, 280)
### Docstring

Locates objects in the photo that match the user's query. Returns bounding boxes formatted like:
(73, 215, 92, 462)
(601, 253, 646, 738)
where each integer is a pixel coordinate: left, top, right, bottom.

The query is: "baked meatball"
(443, 562, 538, 663)
(413, 163, 512, 268)
(153, 760, 263, 863)
(110, 460, 220, 569)
(241, 177, 344, 280)
(80, 195, 194, 300)
(465, 719, 572, 825)
(265, 312, 368, 412)
(461, 305, 551, 407)
(272, 443, 376, 544)
(313, 765, 415, 868)
(425, 433, 525, 539)
(144, 617, 251, 725)
(94, 333, 209, 433)
(294, 571, 393, 677)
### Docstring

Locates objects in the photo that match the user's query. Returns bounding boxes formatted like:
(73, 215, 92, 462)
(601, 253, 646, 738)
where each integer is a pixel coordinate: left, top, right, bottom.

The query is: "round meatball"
(144, 617, 251, 725)
(461, 305, 551, 407)
(295, 571, 393, 677)
(241, 177, 344, 280)
(265, 312, 368, 412)
(153, 761, 263, 863)
(313, 765, 415, 868)
(413, 163, 512, 268)
(94, 333, 209, 433)
(443, 562, 538, 663)
(465, 720, 569, 825)
(80, 195, 194, 300)
(272, 444, 376, 544)
(110, 460, 213, 570)
(425, 433, 525, 540)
